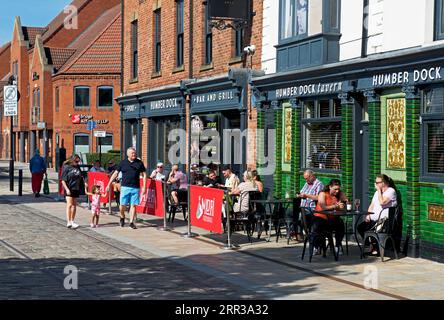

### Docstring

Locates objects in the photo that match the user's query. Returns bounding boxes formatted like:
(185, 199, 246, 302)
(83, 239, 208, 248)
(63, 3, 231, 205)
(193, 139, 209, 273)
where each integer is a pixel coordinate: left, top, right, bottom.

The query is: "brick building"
(0, 42, 11, 158)
(0, 0, 121, 167)
(118, 0, 263, 176)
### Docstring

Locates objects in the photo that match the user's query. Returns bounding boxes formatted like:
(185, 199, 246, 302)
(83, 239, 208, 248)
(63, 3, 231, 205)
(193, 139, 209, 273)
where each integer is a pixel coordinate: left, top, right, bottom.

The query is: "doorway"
(354, 98, 370, 211)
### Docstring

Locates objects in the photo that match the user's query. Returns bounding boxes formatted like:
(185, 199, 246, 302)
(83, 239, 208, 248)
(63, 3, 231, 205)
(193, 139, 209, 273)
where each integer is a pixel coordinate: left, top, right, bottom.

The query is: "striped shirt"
(300, 179, 324, 209)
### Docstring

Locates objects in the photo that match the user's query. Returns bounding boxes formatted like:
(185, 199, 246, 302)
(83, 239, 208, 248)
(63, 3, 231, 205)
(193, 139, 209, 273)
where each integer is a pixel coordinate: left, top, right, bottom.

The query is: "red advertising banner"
(190, 185, 224, 234)
(87, 172, 113, 203)
(136, 178, 165, 217)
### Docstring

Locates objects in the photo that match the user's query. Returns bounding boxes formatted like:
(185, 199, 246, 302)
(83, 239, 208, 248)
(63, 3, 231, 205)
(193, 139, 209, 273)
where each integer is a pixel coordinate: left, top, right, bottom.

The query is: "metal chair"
(167, 188, 188, 223)
(363, 206, 400, 262)
(300, 207, 337, 262)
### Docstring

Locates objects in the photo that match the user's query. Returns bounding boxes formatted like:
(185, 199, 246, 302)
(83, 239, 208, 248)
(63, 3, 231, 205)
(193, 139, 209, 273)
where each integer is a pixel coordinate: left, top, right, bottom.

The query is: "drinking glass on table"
(354, 199, 361, 212)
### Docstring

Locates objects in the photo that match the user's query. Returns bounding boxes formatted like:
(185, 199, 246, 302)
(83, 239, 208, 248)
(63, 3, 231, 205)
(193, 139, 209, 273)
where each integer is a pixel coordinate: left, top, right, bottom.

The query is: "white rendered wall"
(261, 0, 279, 74)
(339, 0, 364, 61)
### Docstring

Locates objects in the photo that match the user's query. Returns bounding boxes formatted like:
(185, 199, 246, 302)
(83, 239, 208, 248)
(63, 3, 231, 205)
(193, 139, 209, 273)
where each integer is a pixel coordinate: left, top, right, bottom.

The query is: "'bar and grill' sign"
(3, 85, 18, 116)
(208, 0, 250, 20)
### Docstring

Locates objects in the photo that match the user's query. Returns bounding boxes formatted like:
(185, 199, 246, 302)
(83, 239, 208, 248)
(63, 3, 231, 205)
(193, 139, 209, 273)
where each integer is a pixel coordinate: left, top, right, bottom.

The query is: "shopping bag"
(43, 174, 50, 194)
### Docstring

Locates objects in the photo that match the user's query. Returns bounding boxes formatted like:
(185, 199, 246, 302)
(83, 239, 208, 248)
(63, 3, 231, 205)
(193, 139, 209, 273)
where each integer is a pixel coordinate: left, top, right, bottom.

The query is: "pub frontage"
(252, 44, 444, 262)
(118, 68, 255, 177)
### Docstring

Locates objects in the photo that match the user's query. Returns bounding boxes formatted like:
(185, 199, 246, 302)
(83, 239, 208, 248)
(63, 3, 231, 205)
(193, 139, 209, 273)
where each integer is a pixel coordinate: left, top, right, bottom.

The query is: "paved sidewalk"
(1, 163, 443, 300)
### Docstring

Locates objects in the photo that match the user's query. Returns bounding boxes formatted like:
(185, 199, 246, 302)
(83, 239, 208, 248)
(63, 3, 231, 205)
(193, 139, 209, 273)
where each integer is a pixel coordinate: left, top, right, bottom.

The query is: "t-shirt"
(233, 181, 258, 213)
(370, 187, 397, 221)
(150, 170, 165, 181)
(61, 165, 82, 191)
(117, 158, 146, 188)
(300, 179, 324, 209)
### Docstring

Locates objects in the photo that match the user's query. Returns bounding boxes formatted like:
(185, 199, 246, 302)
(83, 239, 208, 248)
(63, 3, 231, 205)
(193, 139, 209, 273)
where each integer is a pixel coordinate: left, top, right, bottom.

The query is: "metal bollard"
(18, 169, 23, 196)
(9, 160, 14, 192)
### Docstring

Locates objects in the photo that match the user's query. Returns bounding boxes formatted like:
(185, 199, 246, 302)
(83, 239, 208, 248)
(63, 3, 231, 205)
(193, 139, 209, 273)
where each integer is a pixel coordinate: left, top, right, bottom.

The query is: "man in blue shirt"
(29, 149, 46, 198)
(106, 147, 147, 229)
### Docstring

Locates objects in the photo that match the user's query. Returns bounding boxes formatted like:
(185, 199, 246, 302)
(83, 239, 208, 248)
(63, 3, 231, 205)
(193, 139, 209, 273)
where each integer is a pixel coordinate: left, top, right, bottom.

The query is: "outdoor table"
(251, 199, 293, 242)
(313, 209, 374, 256)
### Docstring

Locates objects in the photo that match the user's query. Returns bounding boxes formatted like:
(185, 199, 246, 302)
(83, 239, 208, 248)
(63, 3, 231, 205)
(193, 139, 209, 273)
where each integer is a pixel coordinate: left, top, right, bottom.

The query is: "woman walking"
(61, 158, 83, 229)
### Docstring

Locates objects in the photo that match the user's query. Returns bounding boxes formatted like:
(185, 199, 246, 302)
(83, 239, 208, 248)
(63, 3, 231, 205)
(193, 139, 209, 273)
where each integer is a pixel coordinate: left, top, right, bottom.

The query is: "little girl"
(86, 185, 107, 228)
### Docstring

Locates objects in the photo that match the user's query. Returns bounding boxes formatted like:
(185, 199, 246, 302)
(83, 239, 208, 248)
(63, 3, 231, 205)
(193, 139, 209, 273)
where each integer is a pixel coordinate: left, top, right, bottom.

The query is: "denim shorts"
(120, 186, 140, 206)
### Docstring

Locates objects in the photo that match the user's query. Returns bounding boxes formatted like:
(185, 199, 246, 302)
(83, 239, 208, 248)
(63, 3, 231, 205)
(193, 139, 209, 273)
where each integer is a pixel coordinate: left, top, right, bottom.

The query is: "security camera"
(243, 45, 256, 55)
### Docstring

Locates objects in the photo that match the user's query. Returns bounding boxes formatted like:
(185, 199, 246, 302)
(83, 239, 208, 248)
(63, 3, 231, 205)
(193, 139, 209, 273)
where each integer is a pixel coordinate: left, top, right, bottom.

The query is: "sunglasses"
(157, 166, 163, 168)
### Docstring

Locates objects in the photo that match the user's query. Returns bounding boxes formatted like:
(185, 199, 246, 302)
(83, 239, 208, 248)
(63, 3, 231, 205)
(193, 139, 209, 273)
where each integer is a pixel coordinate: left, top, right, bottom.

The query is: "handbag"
(43, 174, 50, 195)
(374, 217, 388, 233)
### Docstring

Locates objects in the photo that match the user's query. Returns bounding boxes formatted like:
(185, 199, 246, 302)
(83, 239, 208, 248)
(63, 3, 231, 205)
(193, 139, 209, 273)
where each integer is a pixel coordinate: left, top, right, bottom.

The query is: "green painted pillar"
(290, 99, 302, 193)
(256, 104, 266, 172)
(273, 100, 283, 199)
(365, 90, 381, 205)
(339, 93, 354, 198)
(403, 86, 421, 257)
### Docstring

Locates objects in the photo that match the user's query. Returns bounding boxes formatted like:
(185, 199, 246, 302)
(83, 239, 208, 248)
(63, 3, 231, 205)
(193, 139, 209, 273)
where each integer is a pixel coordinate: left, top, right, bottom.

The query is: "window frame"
(323, 0, 341, 34)
(73, 132, 90, 154)
(74, 86, 91, 109)
(234, 28, 244, 58)
(154, 9, 162, 73)
(435, 0, 444, 40)
(97, 86, 114, 109)
(301, 98, 342, 172)
(204, 4, 213, 65)
(279, 0, 309, 43)
(131, 20, 138, 80)
(176, 0, 184, 67)
(420, 86, 444, 182)
(96, 134, 113, 153)
(55, 86, 59, 112)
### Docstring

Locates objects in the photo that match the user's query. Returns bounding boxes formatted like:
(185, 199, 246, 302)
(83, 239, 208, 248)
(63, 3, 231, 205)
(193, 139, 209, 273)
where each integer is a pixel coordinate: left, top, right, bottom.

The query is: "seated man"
(202, 170, 221, 187)
(150, 162, 166, 181)
(89, 160, 105, 173)
(357, 174, 397, 255)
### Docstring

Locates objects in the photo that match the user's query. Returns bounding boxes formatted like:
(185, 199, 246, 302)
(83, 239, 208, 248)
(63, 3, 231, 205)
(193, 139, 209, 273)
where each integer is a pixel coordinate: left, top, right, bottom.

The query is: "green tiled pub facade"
(252, 46, 444, 262)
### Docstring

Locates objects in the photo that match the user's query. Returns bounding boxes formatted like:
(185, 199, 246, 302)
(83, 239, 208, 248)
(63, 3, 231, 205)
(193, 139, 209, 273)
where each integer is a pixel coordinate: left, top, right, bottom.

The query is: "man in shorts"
(107, 147, 147, 229)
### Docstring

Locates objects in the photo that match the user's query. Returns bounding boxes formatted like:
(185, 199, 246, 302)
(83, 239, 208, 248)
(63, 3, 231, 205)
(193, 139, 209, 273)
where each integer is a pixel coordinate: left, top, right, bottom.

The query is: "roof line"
(57, 9, 121, 75)
(0, 42, 11, 55)
(42, 0, 92, 45)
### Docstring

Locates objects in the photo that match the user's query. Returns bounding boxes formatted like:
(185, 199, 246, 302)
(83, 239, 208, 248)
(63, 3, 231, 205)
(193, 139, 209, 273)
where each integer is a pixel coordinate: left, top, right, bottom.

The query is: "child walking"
(86, 185, 107, 228)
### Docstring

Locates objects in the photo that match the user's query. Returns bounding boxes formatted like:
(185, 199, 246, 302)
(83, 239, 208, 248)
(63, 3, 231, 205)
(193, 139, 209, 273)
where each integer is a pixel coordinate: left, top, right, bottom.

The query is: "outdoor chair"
(167, 188, 188, 223)
(363, 206, 400, 262)
(300, 207, 338, 262)
(231, 191, 261, 243)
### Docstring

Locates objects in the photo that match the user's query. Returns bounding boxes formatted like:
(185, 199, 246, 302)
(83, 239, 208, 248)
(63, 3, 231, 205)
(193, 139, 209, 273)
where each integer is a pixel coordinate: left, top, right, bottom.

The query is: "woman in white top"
(231, 170, 258, 213)
(357, 174, 397, 254)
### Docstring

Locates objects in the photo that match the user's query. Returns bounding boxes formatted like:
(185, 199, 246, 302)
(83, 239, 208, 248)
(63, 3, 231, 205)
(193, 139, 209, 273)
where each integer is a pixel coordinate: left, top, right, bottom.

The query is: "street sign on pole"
(86, 120, 97, 131)
(3, 85, 18, 117)
(37, 122, 46, 129)
(94, 130, 106, 138)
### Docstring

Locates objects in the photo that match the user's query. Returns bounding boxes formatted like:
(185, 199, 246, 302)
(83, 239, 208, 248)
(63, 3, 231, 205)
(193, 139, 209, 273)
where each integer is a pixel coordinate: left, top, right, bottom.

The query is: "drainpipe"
(361, 0, 369, 58)
(189, 0, 194, 80)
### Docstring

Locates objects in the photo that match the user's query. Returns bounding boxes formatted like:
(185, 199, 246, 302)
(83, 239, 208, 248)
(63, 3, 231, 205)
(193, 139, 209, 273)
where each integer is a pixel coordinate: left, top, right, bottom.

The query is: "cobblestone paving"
(0, 199, 261, 299)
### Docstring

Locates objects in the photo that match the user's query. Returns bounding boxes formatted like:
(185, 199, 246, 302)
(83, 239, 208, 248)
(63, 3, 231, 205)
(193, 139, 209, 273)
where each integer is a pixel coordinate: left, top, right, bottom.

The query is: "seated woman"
(167, 164, 188, 205)
(357, 174, 398, 255)
(251, 170, 264, 194)
(230, 170, 258, 214)
(312, 179, 348, 255)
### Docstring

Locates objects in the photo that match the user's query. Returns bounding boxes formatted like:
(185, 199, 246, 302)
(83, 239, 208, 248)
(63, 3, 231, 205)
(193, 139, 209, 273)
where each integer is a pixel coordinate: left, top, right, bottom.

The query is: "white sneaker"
(71, 222, 79, 229)
(312, 247, 320, 256)
(67, 221, 72, 228)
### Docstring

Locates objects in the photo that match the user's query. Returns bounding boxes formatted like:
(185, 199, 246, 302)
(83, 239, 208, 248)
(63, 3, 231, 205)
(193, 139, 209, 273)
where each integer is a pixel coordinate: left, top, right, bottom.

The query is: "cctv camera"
(243, 45, 256, 55)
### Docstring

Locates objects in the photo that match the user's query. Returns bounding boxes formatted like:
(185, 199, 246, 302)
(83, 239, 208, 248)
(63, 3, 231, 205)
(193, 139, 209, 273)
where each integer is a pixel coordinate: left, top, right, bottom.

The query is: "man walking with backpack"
(29, 149, 46, 198)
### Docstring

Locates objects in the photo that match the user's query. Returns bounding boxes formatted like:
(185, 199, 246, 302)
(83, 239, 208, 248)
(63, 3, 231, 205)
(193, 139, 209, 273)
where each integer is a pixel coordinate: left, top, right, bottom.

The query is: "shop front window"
(302, 99, 342, 170)
(422, 87, 444, 179)
(74, 134, 90, 155)
(97, 134, 113, 153)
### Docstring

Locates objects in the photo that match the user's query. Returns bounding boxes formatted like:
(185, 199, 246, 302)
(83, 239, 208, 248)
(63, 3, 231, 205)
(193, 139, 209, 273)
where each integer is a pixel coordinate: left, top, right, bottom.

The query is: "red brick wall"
(122, 0, 263, 168)
(122, 0, 263, 94)
(0, 44, 11, 79)
(52, 75, 121, 161)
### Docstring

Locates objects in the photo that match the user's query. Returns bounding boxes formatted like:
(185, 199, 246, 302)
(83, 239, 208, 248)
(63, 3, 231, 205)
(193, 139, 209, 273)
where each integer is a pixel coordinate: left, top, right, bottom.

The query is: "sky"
(0, 0, 72, 46)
